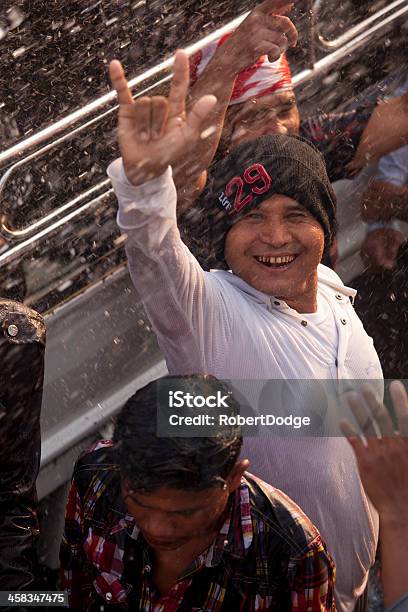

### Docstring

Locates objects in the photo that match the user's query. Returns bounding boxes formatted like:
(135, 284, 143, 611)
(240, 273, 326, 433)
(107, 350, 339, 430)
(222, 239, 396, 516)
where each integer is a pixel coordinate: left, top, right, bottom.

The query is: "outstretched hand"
(218, 0, 298, 72)
(109, 50, 217, 186)
(341, 381, 408, 520)
(341, 381, 408, 609)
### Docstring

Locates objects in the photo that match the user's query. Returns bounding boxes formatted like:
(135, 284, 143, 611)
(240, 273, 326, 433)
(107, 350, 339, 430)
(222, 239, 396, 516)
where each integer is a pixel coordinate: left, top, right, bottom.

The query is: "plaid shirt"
(299, 96, 379, 184)
(61, 441, 336, 611)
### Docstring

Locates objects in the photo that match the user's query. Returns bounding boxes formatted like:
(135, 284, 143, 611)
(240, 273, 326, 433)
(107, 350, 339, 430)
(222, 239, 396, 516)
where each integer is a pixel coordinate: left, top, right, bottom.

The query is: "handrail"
(0, 178, 111, 238)
(293, 2, 408, 87)
(0, 188, 114, 266)
(0, 11, 250, 167)
(314, 0, 407, 50)
(1, 0, 406, 260)
(1, 0, 406, 173)
(0, 74, 171, 239)
(40, 358, 168, 468)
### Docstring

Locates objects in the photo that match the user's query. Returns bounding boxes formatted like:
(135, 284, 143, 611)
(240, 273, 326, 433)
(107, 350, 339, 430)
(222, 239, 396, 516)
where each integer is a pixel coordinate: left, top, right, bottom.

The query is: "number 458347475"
(4, 592, 66, 606)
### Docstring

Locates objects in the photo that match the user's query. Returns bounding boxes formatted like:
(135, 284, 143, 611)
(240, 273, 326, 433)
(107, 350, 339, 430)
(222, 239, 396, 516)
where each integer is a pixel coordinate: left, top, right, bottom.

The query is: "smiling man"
(107, 50, 382, 610)
(201, 134, 333, 315)
(60, 376, 335, 611)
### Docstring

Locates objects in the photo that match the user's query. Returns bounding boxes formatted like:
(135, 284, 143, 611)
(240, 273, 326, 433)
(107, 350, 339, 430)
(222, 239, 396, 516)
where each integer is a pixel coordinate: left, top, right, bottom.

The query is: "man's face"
(122, 484, 229, 551)
(224, 195, 325, 312)
(225, 91, 300, 151)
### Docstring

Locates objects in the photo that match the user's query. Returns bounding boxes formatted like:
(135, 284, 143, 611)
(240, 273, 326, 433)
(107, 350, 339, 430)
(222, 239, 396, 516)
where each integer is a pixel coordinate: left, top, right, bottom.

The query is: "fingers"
(109, 60, 133, 105)
(257, 0, 295, 17)
(390, 380, 408, 436)
(339, 418, 366, 454)
(151, 97, 169, 139)
(134, 97, 152, 142)
(263, 14, 298, 48)
(169, 49, 189, 119)
(339, 418, 359, 439)
(187, 94, 217, 132)
(345, 390, 379, 439)
(253, 26, 292, 55)
(360, 385, 394, 437)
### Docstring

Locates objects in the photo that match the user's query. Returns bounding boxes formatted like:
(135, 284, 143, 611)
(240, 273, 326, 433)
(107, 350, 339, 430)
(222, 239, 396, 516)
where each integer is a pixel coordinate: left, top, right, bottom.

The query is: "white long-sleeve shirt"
(108, 159, 382, 612)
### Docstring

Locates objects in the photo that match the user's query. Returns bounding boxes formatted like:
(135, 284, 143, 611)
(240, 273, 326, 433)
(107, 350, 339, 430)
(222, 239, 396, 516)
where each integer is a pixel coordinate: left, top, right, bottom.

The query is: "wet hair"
(114, 375, 242, 493)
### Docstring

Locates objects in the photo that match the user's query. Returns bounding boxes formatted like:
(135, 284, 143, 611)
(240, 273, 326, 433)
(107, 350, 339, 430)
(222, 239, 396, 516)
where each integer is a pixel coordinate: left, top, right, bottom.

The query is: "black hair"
(114, 375, 242, 493)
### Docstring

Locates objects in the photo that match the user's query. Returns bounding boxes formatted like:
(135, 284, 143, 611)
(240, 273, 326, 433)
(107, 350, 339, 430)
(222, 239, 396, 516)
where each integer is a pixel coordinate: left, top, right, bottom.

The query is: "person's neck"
(277, 273, 319, 314)
(285, 294, 318, 313)
(152, 529, 219, 595)
(151, 506, 229, 594)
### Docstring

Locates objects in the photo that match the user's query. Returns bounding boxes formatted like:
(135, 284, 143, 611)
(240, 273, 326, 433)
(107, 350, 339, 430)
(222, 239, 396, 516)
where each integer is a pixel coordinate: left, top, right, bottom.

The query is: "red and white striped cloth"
(190, 33, 293, 105)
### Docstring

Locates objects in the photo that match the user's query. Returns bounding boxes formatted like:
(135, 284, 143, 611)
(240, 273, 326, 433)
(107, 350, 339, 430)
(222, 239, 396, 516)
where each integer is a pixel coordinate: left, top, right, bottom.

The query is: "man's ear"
(226, 459, 250, 493)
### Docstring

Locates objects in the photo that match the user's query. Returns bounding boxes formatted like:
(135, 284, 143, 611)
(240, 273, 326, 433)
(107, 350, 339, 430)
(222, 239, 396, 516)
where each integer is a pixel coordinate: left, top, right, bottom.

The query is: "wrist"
(124, 164, 168, 187)
(365, 220, 405, 234)
(210, 44, 242, 80)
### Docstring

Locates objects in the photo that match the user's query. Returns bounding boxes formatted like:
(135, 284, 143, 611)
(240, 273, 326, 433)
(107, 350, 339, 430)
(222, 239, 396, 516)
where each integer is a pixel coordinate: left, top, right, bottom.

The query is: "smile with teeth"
(254, 254, 296, 267)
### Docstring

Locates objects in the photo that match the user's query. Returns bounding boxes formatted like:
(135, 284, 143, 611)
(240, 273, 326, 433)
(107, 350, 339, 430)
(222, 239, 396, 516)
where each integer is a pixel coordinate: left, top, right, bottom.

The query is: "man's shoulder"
(73, 440, 120, 493)
(244, 473, 322, 557)
(317, 264, 356, 300)
(76, 439, 116, 463)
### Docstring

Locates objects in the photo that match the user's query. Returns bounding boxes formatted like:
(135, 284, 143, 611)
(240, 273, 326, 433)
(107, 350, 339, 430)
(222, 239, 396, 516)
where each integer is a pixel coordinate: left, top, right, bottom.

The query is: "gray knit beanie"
(192, 134, 337, 267)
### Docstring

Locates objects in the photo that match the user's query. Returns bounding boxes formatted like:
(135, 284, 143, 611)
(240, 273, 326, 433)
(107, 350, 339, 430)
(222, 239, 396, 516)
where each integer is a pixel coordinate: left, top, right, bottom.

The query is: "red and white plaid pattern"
(61, 442, 336, 611)
(190, 33, 293, 105)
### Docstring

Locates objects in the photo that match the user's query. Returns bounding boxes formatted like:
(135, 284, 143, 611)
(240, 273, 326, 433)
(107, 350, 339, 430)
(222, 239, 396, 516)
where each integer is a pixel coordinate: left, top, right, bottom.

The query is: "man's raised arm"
(175, 0, 298, 213)
(107, 52, 218, 370)
(348, 91, 408, 174)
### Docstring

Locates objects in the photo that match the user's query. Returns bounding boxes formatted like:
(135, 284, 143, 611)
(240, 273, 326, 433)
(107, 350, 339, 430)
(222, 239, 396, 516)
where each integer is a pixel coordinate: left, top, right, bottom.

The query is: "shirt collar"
(207, 478, 253, 567)
(210, 264, 356, 308)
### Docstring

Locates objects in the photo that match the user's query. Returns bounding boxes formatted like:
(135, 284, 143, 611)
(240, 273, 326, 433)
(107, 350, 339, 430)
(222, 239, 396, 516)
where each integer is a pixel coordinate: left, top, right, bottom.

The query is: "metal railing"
(1, 0, 407, 266)
(313, 0, 406, 50)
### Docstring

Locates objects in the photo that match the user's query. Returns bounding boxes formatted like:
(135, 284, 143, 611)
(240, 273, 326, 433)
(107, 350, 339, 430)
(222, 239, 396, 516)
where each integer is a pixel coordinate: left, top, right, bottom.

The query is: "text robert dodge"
(169, 414, 311, 429)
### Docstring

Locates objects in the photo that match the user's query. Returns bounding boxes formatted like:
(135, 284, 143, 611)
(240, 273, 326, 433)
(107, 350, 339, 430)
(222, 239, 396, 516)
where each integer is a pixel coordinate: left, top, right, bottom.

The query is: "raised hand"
(341, 381, 408, 609)
(341, 381, 408, 518)
(218, 0, 298, 73)
(109, 50, 217, 186)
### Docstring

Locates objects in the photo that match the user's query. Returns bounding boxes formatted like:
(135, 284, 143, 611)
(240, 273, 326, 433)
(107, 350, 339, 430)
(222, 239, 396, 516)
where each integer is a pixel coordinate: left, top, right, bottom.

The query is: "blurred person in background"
(177, 1, 408, 270)
(177, 1, 407, 211)
(107, 49, 382, 611)
(0, 300, 45, 592)
(60, 376, 335, 611)
(352, 77, 408, 379)
(341, 380, 408, 612)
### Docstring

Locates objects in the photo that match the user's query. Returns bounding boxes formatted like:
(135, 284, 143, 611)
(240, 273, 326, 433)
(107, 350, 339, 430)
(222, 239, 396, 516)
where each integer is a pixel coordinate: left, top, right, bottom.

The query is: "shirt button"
(7, 324, 19, 337)
(144, 564, 152, 573)
(335, 294, 342, 301)
(340, 318, 347, 325)
(106, 592, 112, 602)
(301, 320, 308, 327)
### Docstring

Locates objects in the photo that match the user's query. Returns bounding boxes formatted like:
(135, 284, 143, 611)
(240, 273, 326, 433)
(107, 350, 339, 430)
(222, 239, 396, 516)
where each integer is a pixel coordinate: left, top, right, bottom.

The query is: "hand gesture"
(109, 50, 217, 186)
(218, 0, 298, 75)
(341, 381, 408, 520)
